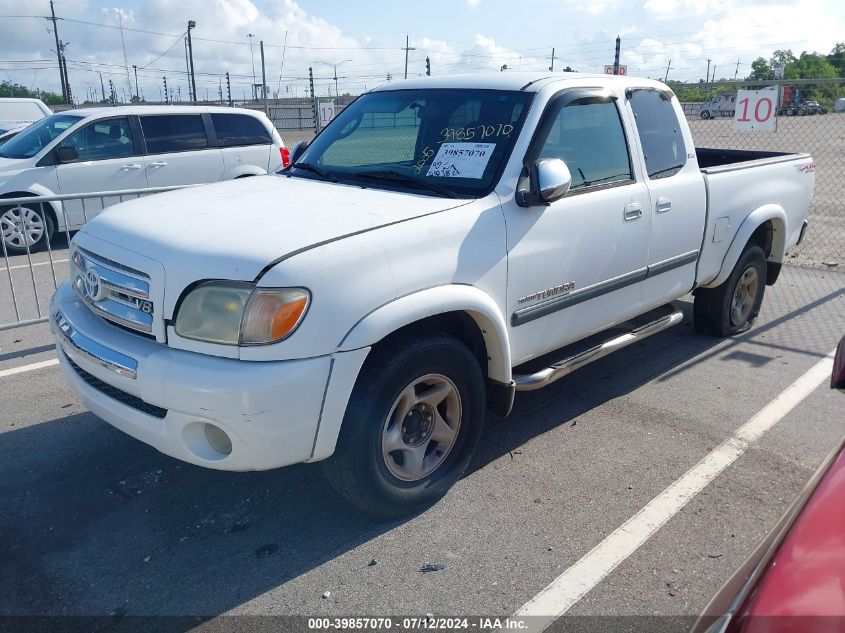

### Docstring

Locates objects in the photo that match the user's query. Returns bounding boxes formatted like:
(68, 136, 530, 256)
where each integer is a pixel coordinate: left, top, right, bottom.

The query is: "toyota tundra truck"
(50, 73, 814, 516)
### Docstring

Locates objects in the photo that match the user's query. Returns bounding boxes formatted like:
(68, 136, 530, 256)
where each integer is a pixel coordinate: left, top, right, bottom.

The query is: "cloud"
(467, 0, 481, 7)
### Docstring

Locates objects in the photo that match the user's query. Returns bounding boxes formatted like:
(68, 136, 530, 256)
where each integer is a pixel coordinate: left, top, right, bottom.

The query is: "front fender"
(338, 284, 512, 385)
(705, 204, 787, 289)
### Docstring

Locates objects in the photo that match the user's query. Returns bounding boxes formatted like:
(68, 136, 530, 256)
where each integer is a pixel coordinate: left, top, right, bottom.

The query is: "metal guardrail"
(0, 185, 188, 332)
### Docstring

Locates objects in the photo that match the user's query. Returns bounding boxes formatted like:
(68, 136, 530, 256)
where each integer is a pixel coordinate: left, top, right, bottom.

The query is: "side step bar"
(513, 304, 684, 392)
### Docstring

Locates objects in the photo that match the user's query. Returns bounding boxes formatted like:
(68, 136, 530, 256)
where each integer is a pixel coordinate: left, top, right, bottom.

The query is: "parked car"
(0, 105, 288, 254)
(0, 124, 27, 147)
(0, 97, 51, 135)
(51, 73, 813, 516)
(693, 336, 845, 633)
(700, 92, 737, 119)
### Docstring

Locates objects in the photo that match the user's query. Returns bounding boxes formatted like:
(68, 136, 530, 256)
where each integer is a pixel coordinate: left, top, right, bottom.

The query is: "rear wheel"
(694, 244, 767, 337)
(322, 330, 485, 517)
(0, 204, 54, 256)
(700, 110, 711, 119)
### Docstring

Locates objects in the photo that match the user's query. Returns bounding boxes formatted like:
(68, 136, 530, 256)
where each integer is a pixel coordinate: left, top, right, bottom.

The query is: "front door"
(504, 92, 652, 365)
(55, 116, 148, 228)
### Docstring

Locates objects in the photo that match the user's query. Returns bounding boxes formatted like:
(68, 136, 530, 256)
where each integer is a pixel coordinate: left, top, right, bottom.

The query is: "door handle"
(149, 161, 168, 168)
(120, 163, 142, 170)
(656, 196, 672, 213)
(623, 203, 643, 221)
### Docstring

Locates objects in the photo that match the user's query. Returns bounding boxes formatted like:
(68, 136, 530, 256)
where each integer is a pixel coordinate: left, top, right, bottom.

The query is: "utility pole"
(118, 10, 132, 99)
(132, 65, 139, 100)
(162, 76, 168, 104)
(711, 65, 717, 83)
(225, 72, 232, 107)
(613, 36, 621, 75)
(426, 56, 431, 76)
(49, 1, 68, 102)
(549, 47, 555, 72)
(59, 42, 72, 103)
(734, 59, 741, 80)
(187, 20, 197, 104)
(403, 35, 415, 79)
(218, 76, 223, 104)
(664, 59, 672, 82)
(260, 40, 268, 114)
(248, 33, 256, 98)
(308, 66, 318, 132)
(706, 58, 711, 84)
(100, 72, 106, 101)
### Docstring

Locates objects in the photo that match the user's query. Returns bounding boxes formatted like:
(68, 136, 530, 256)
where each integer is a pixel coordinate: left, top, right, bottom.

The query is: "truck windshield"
(292, 89, 533, 197)
(0, 113, 83, 159)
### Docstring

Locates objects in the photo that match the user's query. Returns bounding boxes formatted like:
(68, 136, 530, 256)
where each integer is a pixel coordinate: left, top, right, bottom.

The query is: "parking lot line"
(513, 349, 837, 632)
(0, 258, 68, 273)
(0, 358, 59, 379)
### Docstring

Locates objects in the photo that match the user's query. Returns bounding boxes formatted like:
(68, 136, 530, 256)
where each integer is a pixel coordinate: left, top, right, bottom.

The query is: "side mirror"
(289, 141, 308, 165)
(534, 158, 572, 203)
(54, 145, 79, 164)
(833, 335, 845, 390)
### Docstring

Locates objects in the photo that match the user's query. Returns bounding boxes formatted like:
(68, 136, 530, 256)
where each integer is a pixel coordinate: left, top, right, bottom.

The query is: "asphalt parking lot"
(1, 257, 843, 629)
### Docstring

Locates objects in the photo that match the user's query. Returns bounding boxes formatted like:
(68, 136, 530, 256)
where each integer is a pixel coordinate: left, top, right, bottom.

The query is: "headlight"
(175, 281, 309, 345)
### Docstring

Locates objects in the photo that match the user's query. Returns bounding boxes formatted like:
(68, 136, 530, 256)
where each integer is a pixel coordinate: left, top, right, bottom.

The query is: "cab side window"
(628, 89, 686, 179)
(60, 117, 134, 161)
(537, 99, 632, 191)
(140, 115, 208, 153)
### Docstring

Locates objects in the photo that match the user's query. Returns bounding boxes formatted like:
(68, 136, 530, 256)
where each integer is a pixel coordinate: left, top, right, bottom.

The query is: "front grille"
(71, 247, 155, 336)
(65, 354, 168, 419)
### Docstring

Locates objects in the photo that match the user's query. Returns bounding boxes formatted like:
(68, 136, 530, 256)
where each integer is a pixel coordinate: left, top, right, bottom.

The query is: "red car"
(695, 336, 845, 633)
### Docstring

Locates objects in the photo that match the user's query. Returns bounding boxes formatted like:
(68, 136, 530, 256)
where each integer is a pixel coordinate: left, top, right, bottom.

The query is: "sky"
(0, 0, 843, 102)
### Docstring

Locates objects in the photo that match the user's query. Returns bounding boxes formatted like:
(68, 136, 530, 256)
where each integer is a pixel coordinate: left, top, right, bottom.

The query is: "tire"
(0, 204, 54, 256)
(700, 110, 711, 119)
(694, 244, 767, 337)
(322, 330, 485, 517)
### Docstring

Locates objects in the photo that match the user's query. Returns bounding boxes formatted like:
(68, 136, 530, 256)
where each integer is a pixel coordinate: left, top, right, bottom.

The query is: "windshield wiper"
(352, 170, 457, 198)
(291, 162, 338, 183)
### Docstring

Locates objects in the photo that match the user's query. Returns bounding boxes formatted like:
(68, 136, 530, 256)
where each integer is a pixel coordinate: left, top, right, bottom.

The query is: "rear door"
(139, 113, 224, 187)
(211, 113, 276, 173)
(55, 116, 148, 228)
(626, 88, 706, 309)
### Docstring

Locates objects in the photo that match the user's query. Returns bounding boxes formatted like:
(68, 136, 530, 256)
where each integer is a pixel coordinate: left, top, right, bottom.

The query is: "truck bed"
(696, 147, 796, 170)
(695, 148, 813, 287)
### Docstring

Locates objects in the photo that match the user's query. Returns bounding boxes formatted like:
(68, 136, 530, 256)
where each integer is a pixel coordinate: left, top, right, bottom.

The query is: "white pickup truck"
(51, 73, 814, 516)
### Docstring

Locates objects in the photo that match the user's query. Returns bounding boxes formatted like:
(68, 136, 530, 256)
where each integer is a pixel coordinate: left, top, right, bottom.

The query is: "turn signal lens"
(241, 289, 309, 344)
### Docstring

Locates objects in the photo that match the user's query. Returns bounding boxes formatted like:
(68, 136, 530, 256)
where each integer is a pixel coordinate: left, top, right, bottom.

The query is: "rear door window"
(140, 115, 208, 153)
(628, 89, 686, 179)
(211, 114, 272, 147)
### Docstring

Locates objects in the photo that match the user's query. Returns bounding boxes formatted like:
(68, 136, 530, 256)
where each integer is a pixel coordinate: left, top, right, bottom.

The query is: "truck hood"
(80, 174, 472, 289)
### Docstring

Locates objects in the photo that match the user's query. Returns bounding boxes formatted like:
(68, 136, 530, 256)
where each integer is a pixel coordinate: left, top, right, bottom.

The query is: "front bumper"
(50, 282, 332, 471)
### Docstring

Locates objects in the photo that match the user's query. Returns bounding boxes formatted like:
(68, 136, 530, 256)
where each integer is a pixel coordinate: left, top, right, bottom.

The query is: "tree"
(784, 52, 838, 80)
(748, 57, 774, 80)
(770, 49, 797, 68)
(826, 42, 845, 77)
(0, 81, 62, 105)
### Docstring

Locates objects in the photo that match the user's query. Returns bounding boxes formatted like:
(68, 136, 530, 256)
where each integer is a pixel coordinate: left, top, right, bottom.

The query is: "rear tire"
(322, 330, 485, 517)
(694, 245, 767, 337)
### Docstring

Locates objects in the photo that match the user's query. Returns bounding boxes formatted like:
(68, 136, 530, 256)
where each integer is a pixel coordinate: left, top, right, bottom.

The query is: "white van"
(0, 105, 287, 254)
(0, 98, 51, 135)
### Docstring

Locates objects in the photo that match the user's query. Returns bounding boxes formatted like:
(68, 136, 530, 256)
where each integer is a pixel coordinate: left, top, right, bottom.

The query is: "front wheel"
(322, 331, 485, 517)
(694, 244, 767, 337)
(0, 204, 54, 256)
(700, 110, 711, 119)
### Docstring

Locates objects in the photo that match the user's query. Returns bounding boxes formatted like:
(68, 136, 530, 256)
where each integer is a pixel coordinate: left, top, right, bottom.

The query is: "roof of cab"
(369, 71, 668, 93)
(56, 105, 269, 119)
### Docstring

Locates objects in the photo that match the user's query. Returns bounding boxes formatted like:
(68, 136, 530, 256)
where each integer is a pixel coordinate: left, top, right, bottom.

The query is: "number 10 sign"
(733, 85, 778, 132)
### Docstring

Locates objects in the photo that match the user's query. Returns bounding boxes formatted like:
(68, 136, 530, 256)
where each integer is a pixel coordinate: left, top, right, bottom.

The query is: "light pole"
(187, 20, 197, 104)
(315, 59, 351, 98)
(248, 33, 256, 99)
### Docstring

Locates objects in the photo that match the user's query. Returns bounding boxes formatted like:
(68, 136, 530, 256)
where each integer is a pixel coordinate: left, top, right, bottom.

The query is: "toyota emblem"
(84, 268, 104, 301)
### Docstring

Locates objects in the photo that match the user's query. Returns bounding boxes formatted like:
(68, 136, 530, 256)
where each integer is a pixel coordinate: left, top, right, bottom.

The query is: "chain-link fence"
(676, 78, 845, 269)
